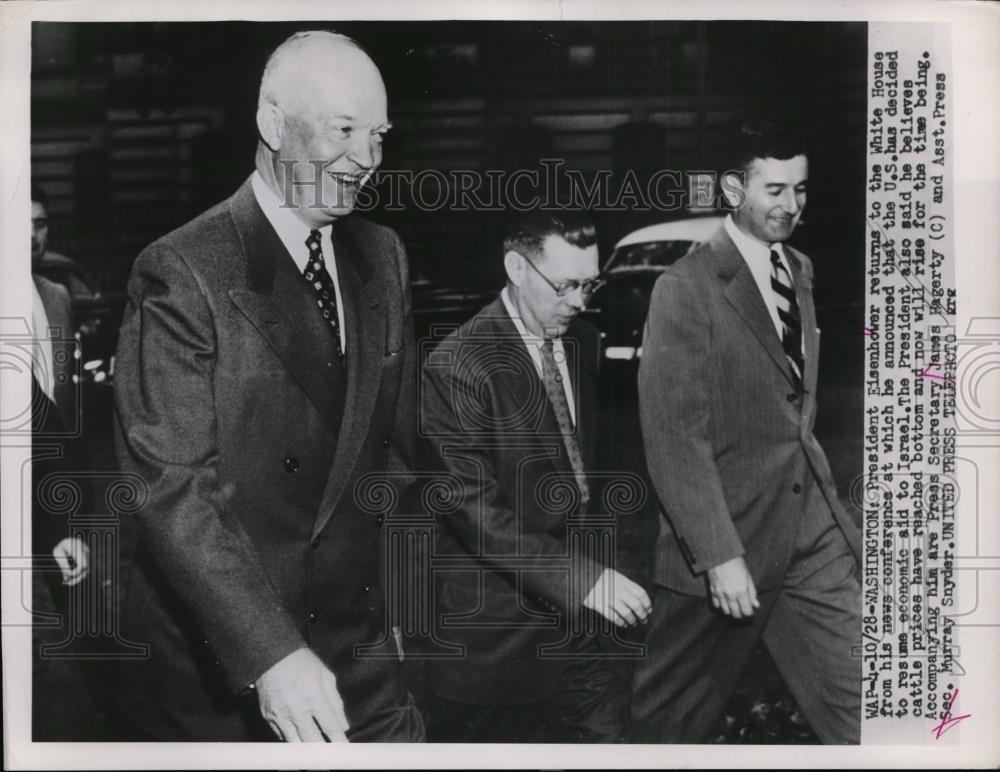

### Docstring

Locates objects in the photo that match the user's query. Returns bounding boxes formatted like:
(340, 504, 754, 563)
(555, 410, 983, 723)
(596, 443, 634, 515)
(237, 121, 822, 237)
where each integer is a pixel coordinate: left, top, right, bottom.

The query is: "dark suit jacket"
(420, 298, 609, 704)
(638, 227, 861, 596)
(113, 176, 422, 740)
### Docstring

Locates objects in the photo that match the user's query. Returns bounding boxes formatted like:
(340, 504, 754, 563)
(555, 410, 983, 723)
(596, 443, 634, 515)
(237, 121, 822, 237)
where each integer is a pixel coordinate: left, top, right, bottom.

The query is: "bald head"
(255, 30, 390, 226)
(258, 31, 383, 122)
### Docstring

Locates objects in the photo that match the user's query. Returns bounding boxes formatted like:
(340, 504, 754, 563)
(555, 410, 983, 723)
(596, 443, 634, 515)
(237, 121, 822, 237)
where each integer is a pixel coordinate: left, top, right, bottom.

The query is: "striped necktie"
(304, 229, 344, 360)
(540, 339, 589, 506)
(770, 249, 804, 386)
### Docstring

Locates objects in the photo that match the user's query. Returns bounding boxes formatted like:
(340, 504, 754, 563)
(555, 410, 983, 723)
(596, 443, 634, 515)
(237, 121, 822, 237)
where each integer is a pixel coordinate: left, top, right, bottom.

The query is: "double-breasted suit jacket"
(113, 176, 423, 741)
(639, 226, 861, 594)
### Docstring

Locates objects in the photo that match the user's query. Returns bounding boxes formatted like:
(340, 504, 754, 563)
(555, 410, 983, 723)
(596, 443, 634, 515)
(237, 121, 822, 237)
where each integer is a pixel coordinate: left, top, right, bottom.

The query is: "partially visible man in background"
(30, 183, 129, 729)
(31, 183, 90, 598)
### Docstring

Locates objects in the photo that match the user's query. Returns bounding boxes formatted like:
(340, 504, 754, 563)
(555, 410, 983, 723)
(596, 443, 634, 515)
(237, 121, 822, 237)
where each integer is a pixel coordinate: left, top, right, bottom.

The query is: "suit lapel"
(227, 179, 344, 431)
(486, 300, 575, 477)
(312, 222, 384, 538)
(712, 229, 797, 388)
(564, 318, 597, 468)
(786, 246, 819, 412)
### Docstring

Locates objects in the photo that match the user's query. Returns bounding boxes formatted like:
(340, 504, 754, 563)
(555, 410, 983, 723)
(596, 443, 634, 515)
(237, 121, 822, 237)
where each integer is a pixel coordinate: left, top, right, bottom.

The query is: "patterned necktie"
(770, 249, 804, 386)
(540, 339, 589, 506)
(304, 229, 344, 360)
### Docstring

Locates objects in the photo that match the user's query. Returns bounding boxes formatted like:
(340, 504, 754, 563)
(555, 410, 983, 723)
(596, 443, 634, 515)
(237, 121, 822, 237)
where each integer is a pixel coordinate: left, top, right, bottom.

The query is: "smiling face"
(731, 154, 808, 245)
(258, 37, 390, 227)
(506, 234, 600, 339)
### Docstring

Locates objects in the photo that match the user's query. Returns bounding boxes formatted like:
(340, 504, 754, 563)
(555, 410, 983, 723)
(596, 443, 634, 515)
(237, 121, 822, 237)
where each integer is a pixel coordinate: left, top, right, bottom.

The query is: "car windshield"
(604, 240, 697, 272)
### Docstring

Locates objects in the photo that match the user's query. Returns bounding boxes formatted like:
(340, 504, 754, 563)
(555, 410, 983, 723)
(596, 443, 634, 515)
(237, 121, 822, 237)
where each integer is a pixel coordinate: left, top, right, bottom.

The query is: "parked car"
(580, 215, 725, 373)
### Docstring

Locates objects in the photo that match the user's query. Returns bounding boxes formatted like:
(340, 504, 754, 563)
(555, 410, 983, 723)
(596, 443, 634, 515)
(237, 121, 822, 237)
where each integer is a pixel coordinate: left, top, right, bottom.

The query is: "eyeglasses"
(521, 255, 606, 299)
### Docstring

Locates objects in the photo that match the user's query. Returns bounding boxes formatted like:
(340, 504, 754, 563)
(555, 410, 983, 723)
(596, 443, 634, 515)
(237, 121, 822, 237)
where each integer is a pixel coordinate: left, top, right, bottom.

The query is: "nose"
(347, 132, 377, 171)
(565, 286, 586, 311)
(779, 188, 802, 215)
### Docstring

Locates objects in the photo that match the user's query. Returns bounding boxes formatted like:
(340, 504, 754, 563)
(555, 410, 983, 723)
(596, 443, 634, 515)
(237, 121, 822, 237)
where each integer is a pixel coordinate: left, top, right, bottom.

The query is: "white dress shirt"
(251, 171, 346, 352)
(724, 214, 804, 359)
(31, 279, 56, 401)
(500, 287, 577, 425)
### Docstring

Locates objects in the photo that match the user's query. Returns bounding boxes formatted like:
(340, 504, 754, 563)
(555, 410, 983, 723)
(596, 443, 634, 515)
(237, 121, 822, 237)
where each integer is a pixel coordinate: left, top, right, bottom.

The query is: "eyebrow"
(325, 115, 393, 132)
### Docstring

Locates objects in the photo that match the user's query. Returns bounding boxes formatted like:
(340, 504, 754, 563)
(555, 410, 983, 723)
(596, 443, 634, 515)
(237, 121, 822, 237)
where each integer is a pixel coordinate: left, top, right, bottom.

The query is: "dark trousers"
(631, 485, 862, 744)
(420, 636, 630, 742)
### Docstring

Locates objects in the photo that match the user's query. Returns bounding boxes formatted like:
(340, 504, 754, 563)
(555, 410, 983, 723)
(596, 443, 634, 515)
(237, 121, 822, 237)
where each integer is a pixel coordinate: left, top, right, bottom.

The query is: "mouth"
(326, 170, 371, 189)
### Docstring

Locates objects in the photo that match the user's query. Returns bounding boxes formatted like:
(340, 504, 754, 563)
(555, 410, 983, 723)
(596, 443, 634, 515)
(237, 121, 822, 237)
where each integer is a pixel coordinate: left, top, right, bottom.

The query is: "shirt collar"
(500, 286, 547, 344)
(251, 170, 330, 273)
(724, 213, 786, 267)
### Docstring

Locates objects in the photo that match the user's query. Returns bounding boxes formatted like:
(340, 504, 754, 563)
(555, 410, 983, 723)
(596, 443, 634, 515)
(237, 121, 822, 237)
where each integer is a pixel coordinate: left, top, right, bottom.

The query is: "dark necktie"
(304, 229, 344, 360)
(540, 339, 589, 506)
(770, 249, 804, 386)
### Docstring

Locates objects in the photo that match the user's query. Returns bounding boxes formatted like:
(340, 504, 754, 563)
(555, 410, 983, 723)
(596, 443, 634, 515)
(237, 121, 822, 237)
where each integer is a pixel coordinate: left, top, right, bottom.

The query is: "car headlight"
(604, 346, 643, 360)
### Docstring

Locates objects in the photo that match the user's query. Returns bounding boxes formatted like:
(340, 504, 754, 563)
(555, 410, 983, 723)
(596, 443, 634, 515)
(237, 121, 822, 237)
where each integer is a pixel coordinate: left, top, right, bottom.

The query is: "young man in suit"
(632, 120, 862, 744)
(113, 31, 424, 742)
(419, 211, 651, 742)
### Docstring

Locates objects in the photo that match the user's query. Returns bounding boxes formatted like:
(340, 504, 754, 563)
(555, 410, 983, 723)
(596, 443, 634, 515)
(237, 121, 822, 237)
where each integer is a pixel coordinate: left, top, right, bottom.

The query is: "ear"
(256, 101, 285, 152)
(503, 250, 525, 287)
(719, 170, 745, 209)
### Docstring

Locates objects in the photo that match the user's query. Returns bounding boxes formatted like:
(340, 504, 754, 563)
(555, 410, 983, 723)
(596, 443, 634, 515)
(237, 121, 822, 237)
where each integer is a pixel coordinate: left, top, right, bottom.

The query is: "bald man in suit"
(113, 31, 424, 742)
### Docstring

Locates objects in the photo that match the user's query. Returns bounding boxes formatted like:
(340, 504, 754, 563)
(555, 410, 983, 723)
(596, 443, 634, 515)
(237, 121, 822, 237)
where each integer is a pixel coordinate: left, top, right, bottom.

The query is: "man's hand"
(52, 537, 90, 586)
(706, 556, 759, 619)
(583, 568, 652, 627)
(254, 647, 349, 742)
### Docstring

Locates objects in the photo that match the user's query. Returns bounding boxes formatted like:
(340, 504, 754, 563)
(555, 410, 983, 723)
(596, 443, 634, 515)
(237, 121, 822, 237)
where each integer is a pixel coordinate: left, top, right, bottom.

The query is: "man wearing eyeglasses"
(418, 210, 651, 742)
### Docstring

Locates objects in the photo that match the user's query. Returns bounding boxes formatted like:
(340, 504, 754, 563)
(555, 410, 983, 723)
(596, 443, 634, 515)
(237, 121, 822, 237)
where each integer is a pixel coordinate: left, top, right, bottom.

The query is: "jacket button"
(361, 584, 372, 593)
(283, 456, 300, 473)
(381, 438, 390, 449)
(307, 610, 319, 623)
(792, 483, 802, 494)
(311, 536, 322, 550)
(786, 393, 797, 402)
(375, 514, 384, 526)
